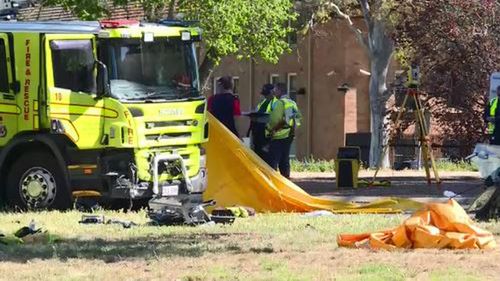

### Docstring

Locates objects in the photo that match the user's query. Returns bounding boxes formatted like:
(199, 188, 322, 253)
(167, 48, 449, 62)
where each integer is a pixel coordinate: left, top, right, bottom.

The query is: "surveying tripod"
(371, 87, 441, 185)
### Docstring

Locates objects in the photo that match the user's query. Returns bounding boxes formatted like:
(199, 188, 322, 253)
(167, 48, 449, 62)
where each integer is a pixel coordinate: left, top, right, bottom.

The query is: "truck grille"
(145, 120, 196, 128)
(145, 132, 192, 141)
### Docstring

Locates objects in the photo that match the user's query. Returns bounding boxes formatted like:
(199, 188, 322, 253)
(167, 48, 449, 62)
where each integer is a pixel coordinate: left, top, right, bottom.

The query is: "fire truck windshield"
(100, 38, 200, 101)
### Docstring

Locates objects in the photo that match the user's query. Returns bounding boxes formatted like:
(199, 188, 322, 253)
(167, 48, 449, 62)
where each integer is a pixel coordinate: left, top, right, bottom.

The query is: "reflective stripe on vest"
(257, 97, 276, 113)
(489, 97, 498, 134)
(282, 98, 301, 127)
(272, 97, 300, 139)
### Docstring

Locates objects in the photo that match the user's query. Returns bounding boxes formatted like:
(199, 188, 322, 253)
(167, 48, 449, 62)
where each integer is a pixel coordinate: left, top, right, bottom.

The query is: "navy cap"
(261, 84, 274, 96)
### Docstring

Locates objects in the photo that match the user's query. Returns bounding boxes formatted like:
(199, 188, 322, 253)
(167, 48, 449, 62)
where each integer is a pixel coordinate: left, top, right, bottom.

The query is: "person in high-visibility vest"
(266, 82, 302, 178)
(248, 84, 277, 161)
(485, 85, 500, 145)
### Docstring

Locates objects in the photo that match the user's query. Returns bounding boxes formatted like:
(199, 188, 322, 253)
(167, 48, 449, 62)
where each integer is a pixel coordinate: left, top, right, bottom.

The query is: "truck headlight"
(143, 32, 154, 42)
(181, 31, 191, 41)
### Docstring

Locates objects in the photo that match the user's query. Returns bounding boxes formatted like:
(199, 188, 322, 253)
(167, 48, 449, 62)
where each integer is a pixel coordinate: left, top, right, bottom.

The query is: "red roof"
(18, 2, 145, 21)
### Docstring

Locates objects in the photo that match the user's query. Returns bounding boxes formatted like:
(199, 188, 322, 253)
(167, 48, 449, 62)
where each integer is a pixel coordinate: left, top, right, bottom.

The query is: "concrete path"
(292, 170, 482, 208)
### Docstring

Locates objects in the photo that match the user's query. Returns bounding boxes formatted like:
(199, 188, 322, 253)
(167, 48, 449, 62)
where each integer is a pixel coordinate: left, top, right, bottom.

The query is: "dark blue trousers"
(267, 137, 293, 178)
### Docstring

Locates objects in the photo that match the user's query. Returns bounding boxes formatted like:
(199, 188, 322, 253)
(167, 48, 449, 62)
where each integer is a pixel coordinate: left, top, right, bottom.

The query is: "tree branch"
(327, 2, 369, 53)
(166, 0, 177, 19)
(199, 48, 218, 92)
(358, 0, 373, 29)
(358, 0, 375, 50)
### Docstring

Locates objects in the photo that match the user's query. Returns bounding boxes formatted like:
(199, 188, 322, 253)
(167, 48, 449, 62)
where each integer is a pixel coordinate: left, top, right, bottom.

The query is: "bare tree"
(302, 0, 395, 167)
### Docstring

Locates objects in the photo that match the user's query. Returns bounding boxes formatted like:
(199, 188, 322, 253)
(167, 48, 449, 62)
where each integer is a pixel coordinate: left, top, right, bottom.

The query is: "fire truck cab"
(0, 20, 208, 219)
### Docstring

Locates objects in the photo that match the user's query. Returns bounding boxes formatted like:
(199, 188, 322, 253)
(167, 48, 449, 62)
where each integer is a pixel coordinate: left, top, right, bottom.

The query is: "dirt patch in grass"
(1, 245, 498, 280)
(0, 212, 498, 280)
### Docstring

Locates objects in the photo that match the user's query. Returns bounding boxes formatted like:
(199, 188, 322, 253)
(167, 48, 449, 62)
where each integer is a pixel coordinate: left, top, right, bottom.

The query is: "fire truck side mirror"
(95, 60, 110, 98)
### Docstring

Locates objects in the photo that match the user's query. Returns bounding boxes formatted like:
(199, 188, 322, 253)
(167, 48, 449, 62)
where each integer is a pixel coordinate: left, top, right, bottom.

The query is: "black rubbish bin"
(335, 147, 361, 188)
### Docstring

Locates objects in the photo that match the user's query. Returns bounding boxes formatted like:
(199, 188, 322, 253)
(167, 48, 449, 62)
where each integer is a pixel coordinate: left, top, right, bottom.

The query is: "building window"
(232, 76, 239, 94)
(0, 40, 9, 93)
(287, 73, 298, 101)
(50, 40, 96, 93)
(213, 76, 221, 95)
(269, 74, 280, 85)
(213, 76, 238, 94)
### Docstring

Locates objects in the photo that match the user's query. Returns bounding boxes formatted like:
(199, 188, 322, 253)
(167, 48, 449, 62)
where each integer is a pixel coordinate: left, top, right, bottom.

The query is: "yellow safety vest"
(270, 97, 301, 139)
(489, 97, 498, 134)
(283, 98, 301, 128)
(256, 97, 276, 113)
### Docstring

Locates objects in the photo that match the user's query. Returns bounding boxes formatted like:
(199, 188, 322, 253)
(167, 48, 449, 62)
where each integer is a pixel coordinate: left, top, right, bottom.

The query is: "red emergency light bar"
(99, 19, 139, 28)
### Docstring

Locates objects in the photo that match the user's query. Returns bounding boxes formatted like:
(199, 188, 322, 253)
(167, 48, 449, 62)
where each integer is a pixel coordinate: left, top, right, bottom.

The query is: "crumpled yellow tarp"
(204, 114, 424, 213)
(338, 199, 496, 250)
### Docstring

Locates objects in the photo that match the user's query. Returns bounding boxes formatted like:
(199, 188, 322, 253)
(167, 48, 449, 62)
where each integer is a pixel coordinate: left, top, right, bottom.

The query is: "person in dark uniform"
(248, 84, 276, 161)
(485, 86, 500, 145)
(209, 76, 241, 137)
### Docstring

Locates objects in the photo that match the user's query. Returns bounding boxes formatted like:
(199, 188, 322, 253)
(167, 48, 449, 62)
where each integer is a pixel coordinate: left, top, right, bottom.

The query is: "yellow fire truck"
(0, 20, 208, 219)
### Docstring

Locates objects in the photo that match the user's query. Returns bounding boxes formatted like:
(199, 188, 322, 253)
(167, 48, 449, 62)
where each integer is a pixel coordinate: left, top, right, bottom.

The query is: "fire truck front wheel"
(6, 151, 72, 210)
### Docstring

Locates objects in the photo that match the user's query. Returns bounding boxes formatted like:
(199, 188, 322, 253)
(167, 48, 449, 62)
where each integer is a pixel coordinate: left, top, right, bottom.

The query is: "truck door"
(0, 33, 17, 147)
(44, 35, 110, 149)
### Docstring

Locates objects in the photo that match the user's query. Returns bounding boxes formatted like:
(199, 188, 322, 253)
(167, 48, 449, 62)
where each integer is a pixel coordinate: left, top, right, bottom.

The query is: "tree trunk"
(166, 0, 177, 19)
(365, 18, 394, 168)
(369, 55, 392, 168)
(198, 48, 217, 93)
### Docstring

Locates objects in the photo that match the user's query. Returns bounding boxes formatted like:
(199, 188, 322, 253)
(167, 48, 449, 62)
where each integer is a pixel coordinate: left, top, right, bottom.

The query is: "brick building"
(211, 19, 387, 160)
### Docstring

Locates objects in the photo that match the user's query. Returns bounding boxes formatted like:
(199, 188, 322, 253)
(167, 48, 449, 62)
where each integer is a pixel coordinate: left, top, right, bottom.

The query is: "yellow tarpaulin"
(338, 199, 496, 250)
(204, 114, 424, 213)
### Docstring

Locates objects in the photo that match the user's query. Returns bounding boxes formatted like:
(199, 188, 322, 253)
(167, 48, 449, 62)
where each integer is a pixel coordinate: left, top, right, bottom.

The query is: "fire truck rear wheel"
(6, 151, 72, 210)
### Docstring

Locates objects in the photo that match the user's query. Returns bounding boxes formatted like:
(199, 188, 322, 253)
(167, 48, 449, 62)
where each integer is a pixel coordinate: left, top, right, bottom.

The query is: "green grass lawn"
(290, 158, 478, 173)
(0, 211, 499, 280)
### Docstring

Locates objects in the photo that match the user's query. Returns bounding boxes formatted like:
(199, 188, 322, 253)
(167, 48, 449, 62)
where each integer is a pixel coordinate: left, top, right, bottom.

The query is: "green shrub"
(290, 158, 477, 172)
(290, 157, 335, 172)
(433, 159, 478, 172)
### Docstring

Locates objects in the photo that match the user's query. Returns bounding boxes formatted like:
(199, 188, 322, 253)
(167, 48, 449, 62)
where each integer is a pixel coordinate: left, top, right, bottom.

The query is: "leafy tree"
(393, 0, 500, 158)
(42, 0, 296, 90)
(42, 0, 110, 20)
(179, 0, 295, 89)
